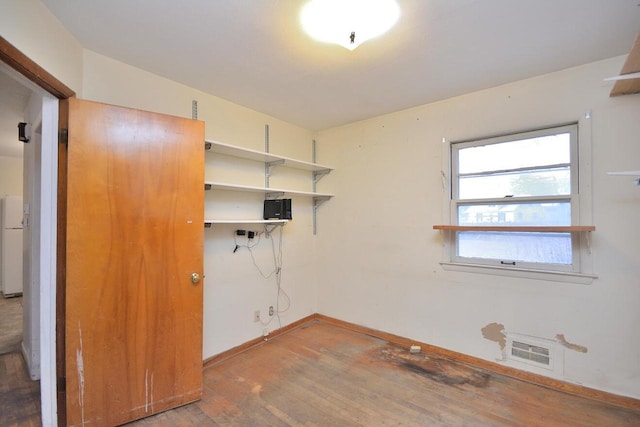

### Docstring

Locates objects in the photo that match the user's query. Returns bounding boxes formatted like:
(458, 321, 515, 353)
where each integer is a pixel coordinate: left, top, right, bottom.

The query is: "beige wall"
(0, 0, 84, 95)
(4, 0, 639, 401)
(0, 156, 23, 197)
(316, 56, 640, 399)
(81, 50, 319, 359)
(2, 0, 320, 364)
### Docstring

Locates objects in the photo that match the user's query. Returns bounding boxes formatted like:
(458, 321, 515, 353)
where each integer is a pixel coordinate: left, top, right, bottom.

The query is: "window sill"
(433, 225, 595, 232)
(439, 262, 597, 284)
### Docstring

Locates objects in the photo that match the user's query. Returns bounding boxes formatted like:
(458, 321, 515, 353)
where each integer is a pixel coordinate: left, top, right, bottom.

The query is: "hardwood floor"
(0, 296, 23, 355)
(2, 320, 639, 426)
(0, 351, 41, 426)
(127, 321, 640, 426)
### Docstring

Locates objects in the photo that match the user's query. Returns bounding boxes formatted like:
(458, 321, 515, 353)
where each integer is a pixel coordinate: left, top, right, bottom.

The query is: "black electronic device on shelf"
(263, 199, 292, 220)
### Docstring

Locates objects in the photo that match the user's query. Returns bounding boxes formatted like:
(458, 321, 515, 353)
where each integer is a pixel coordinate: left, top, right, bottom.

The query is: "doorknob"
(191, 272, 201, 284)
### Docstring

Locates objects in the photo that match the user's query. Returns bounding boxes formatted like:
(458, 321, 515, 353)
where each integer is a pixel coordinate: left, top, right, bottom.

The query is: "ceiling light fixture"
(300, 0, 400, 51)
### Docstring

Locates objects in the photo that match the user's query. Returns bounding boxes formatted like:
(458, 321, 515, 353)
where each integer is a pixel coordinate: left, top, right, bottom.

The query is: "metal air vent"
(511, 340, 550, 366)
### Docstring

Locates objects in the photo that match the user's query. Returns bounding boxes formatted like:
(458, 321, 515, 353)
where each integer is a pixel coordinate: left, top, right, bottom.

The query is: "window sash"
(451, 124, 579, 201)
(452, 231, 578, 272)
(449, 124, 580, 272)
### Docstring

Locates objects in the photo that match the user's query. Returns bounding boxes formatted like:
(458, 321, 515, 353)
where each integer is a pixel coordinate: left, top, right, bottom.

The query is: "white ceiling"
(40, 0, 640, 130)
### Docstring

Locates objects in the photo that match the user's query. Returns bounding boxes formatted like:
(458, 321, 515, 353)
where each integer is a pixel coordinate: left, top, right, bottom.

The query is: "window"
(447, 124, 590, 276)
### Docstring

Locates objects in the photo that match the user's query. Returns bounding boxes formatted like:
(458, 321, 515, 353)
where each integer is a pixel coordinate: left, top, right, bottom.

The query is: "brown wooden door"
(61, 98, 204, 426)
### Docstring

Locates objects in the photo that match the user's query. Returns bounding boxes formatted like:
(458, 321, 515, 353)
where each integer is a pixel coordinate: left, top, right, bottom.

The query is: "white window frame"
(440, 119, 596, 284)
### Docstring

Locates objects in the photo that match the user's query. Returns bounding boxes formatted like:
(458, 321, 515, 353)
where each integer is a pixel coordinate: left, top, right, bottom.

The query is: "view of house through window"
(451, 124, 578, 269)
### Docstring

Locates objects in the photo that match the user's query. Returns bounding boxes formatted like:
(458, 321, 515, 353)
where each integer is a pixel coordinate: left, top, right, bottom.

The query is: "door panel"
(63, 98, 204, 426)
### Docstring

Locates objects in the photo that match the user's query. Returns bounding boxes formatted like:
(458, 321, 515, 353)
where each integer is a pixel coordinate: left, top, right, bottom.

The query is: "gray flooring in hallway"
(0, 295, 22, 355)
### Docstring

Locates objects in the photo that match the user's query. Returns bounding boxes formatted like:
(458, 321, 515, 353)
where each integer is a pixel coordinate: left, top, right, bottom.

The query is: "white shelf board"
(205, 219, 289, 225)
(607, 170, 640, 176)
(205, 140, 333, 172)
(204, 181, 333, 199)
(604, 71, 640, 82)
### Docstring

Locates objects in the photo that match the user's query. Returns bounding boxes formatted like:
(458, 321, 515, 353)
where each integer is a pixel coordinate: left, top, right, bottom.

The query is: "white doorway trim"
(0, 61, 59, 427)
(39, 93, 58, 427)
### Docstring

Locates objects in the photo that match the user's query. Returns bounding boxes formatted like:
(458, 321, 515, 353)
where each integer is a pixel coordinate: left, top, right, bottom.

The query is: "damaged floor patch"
(556, 334, 588, 353)
(376, 346, 490, 388)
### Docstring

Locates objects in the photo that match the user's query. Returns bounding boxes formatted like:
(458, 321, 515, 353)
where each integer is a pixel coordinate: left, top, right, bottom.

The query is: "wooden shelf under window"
(433, 225, 595, 232)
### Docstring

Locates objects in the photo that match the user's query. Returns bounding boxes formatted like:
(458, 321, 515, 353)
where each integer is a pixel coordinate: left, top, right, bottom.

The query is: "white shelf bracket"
(266, 159, 285, 188)
(264, 222, 285, 236)
(313, 169, 331, 186)
(266, 159, 285, 173)
(312, 196, 330, 235)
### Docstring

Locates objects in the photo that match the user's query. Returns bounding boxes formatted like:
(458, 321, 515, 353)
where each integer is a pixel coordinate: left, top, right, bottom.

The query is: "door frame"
(0, 36, 75, 427)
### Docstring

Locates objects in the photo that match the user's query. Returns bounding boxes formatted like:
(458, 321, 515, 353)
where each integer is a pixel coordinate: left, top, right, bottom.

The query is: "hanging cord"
(263, 225, 290, 329)
(233, 225, 290, 329)
(234, 232, 276, 278)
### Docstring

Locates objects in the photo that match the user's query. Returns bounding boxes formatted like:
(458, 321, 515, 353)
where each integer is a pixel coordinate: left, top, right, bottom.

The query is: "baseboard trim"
(315, 314, 640, 411)
(203, 314, 318, 369)
(20, 341, 41, 381)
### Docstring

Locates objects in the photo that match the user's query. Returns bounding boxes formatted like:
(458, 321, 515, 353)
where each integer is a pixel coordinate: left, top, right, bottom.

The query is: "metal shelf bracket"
(265, 222, 285, 236)
(312, 196, 330, 235)
(313, 169, 331, 186)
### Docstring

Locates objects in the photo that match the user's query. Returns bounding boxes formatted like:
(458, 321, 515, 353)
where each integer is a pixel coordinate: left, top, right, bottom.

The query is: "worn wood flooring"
(0, 351, 41, 426)
(0, 296, 23, 355)
(127, 320, 640, 426)
(2, 320, 639, 426)
(0, 296, 40, 426)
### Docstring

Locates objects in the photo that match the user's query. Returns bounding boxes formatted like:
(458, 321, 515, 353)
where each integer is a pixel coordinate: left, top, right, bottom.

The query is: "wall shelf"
(609, 32, 640, 97)
(433, 225, 595, 232)
(204, 181, 333, 200)
(204, 219, 289, 228)
(205, 140, 333, 173)
(607, 170, 640, 176)
(607, 170, 640, 185)
(204, 129, 334, 234)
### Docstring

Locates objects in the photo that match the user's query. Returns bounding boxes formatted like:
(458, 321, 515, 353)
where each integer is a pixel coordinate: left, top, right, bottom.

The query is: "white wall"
(0, 156, 23, 196)
(4, 0, 639, 402)
(2, 0, 320, 363)
(21, 91, 42, 380)
(81, 50, 319, 358)
(316, 56, 640, 399)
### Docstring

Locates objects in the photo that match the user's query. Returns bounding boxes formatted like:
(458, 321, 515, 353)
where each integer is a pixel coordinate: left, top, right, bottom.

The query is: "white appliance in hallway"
(1, 196, 24, 297)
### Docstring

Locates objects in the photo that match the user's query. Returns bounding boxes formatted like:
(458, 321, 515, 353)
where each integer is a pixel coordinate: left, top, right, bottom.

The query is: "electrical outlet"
(269, 306, 274, 316)
(253, 310, 260, 322)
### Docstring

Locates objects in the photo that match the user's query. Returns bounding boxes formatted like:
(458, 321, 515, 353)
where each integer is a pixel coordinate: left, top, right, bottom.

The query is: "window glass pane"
(457, 232, 572, 265)
(458, 133, 570, 174)
(458, 202, 570, 226)
(459, 167, 570, 199)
